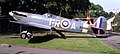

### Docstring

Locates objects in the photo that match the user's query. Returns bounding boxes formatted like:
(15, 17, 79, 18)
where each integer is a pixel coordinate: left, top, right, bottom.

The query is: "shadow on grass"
(66, 36, 95, 38)
(28, 34, 60, 43)
(9, 36, 20, 38)
(28, 34, 96, 43)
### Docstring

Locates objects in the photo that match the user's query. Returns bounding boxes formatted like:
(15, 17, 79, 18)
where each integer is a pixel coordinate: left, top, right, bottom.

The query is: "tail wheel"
(20, 33, 27, 39)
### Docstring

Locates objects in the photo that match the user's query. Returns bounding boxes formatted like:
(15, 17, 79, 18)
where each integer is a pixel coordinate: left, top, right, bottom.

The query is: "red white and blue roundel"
(60, 19, 71, 29)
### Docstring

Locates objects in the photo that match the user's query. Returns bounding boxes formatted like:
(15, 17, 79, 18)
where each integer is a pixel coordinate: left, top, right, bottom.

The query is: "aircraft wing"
(10, 21, 51, 29)
(27, 22, 51, 29)
(10, 21, 26, 24)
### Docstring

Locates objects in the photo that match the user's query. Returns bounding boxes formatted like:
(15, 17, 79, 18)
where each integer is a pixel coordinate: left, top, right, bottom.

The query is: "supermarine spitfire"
(9, 11, 108, 39)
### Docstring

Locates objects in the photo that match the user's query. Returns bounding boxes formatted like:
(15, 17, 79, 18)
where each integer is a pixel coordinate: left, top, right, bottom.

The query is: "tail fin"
(106, 16, 115, 30)
(92, 16, 107, 34)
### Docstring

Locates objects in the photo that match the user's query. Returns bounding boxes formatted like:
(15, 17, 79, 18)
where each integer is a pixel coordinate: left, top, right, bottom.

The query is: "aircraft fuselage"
(9, 11, 90, 33)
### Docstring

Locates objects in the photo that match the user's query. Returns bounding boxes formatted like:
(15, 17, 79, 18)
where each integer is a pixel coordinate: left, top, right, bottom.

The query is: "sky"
(89, 0, 120, 13)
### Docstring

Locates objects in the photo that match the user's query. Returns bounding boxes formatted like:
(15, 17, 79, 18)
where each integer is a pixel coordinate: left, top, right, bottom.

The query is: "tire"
(20, 33, 27, 39)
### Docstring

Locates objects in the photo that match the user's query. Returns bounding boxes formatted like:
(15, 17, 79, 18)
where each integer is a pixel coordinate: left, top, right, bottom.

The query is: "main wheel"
(20, 33, 27, 39)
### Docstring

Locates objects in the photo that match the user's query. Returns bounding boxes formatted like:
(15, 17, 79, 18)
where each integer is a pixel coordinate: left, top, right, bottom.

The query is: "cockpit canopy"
(43, 13, 58, 19)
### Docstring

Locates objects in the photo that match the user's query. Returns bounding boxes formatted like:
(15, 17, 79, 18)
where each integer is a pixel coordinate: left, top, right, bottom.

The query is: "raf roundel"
(60, 19, 71, 29)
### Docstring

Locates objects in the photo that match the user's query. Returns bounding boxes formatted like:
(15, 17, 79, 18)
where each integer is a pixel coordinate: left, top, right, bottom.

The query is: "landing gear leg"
(54, 28, 66, 39)
(50, 29, 53, 34)
(57, 31, 66, 39)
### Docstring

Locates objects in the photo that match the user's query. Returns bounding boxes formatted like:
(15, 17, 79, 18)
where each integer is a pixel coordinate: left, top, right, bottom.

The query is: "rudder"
(92, 16, 107, 34)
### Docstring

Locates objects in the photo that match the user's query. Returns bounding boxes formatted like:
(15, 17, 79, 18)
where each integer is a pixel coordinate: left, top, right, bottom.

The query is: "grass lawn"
(0, 33, 119, 54)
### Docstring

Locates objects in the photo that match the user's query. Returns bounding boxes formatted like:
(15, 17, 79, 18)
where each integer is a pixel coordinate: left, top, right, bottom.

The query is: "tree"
(88, 3, 108, 18)
(0, 0, 6, 2)
(107, 12, 114, 18)
(0, 0, 11, 15)
(0, 0, 91, 18)
(44, 0, 90, 18)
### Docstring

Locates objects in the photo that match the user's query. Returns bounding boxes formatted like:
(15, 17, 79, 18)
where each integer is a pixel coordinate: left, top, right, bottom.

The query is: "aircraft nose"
(9, 11, 20, 20)
(9, 11, 14, 16)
